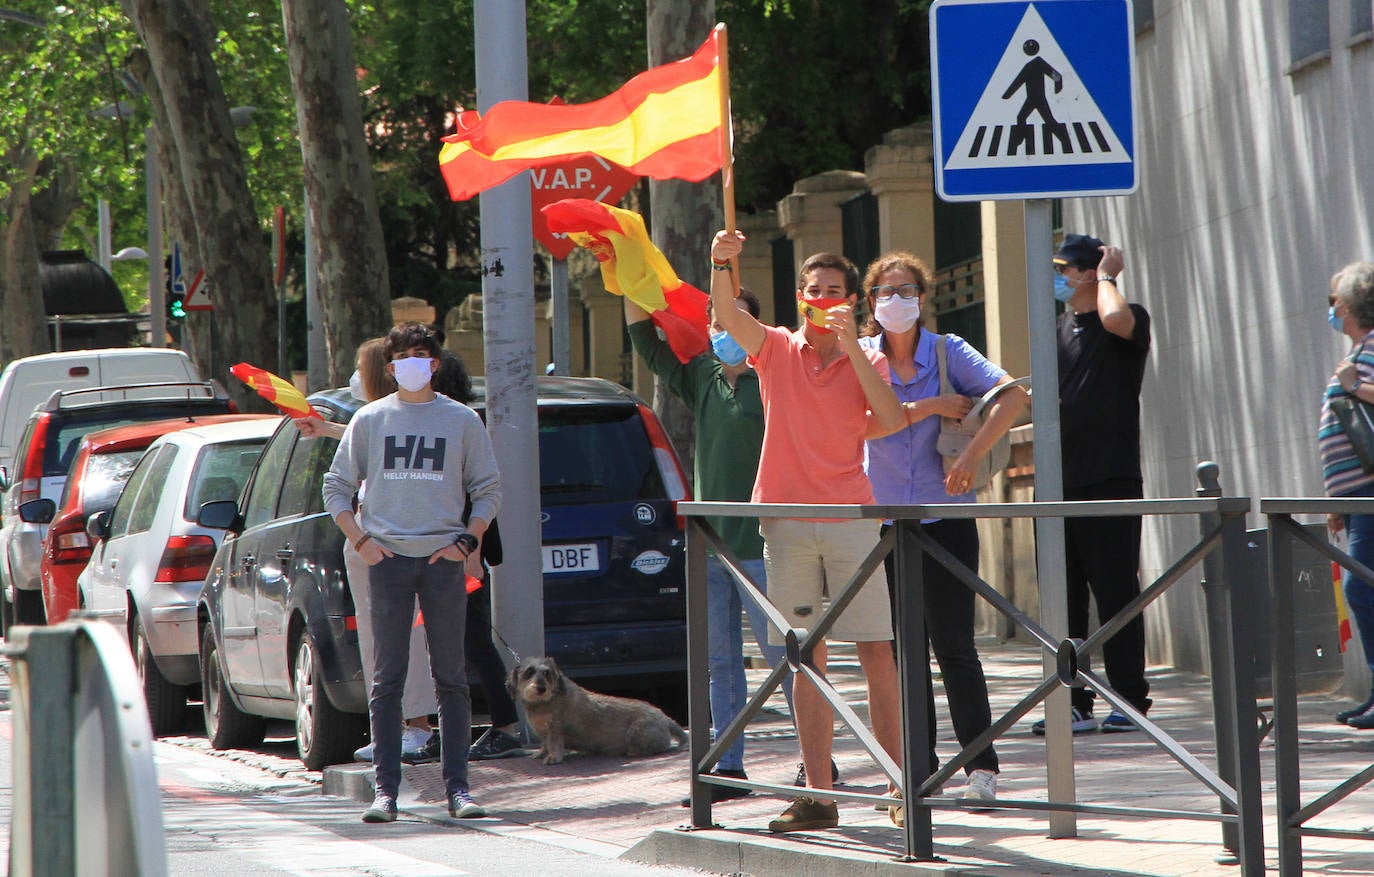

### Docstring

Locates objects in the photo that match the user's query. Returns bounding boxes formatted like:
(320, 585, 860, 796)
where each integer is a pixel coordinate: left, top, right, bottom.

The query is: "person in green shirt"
(625, 289, 793, 802)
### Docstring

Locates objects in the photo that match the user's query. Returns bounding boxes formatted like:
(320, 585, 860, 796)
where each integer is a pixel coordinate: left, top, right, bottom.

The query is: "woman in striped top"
(1320, 262, 1374, 728)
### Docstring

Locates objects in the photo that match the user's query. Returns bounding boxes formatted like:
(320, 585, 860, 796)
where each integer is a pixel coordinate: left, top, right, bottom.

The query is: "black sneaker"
(468, 727, 527, 760)
(793, 758, 841, 787)
(680, 768, 752, 806)
(362, 794, 397, 823)
(401, 731, 441, 765)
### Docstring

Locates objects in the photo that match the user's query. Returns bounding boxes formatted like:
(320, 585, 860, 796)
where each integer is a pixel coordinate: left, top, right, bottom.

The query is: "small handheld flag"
(229, 363, 322, 420)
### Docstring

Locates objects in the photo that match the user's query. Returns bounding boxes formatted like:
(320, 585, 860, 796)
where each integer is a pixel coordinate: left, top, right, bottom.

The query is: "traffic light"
(166, 254, 187, 320)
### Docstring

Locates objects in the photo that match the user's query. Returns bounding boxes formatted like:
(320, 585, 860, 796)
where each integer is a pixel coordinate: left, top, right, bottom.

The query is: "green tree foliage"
(719, 0, 933, 210)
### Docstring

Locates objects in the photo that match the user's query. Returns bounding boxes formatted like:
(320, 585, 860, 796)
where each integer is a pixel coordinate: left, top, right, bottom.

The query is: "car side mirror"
(0, 465, 9, 492)
(197, 500, 240, 531)
(18, 498, 56, 524)
(86, 510, 111, 542)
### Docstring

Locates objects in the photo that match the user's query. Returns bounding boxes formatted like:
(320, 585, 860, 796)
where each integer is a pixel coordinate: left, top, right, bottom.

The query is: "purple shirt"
(862, 330, 1006, 510)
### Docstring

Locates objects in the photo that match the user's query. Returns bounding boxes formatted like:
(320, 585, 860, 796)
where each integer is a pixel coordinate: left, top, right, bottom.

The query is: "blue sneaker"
(1030, 707, 1097, 736)
(1100, 711, 1140, 733)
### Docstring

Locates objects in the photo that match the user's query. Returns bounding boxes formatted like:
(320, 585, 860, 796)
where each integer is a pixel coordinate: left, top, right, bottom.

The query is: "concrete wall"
(1060, 1, 1374, 693)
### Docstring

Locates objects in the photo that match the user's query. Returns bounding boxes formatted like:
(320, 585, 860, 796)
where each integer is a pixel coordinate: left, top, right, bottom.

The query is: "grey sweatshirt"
(322, 394, 501, 557)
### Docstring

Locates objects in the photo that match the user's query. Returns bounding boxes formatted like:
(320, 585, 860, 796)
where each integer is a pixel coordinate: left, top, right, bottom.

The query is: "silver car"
(79, 416, 278, 734)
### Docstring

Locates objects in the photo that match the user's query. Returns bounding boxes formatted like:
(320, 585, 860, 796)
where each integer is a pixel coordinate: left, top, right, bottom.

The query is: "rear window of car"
(538, 406, 665, 505)
(182, 439, 270, 520)
(42, 401, 231, 477)
(58, 449, 147, 515)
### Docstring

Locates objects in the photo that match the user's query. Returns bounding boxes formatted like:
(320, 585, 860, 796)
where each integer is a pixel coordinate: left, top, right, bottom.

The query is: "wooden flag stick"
(714, 22, 742, 295)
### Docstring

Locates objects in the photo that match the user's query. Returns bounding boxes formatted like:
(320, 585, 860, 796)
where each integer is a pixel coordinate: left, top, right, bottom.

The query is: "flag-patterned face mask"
(797, 297, 849, 334)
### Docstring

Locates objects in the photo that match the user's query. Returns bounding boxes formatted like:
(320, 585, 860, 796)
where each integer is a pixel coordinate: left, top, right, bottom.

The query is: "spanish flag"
(440, 28, 725, 201)
(229, 363, 321, 420)
(1334, 561, 1353, 652)
(541, 199, 709, 363)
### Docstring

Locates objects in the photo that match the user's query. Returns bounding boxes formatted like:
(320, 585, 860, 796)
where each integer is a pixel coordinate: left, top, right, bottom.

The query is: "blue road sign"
(930, 0, 1137, 201)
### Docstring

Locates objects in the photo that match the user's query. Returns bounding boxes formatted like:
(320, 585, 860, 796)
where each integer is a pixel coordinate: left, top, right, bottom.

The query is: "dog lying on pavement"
(508, 656, 688, 765)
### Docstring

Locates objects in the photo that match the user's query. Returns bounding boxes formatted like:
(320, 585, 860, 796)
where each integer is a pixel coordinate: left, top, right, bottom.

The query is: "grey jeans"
(368, 553, 470, 799)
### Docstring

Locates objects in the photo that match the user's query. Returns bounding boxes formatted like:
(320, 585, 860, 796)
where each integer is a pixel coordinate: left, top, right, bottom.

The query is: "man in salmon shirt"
(708, 229, 907, 833)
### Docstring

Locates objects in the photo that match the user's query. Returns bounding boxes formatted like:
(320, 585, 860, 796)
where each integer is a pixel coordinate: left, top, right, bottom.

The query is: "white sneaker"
(354, 741, 374, 763)
(962, 769, 997, 802)
(400, 725, 431, 760)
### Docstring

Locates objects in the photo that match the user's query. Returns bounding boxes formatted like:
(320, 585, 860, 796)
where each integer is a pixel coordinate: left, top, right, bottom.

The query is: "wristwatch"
(1096, 275, 1117, 285)
(454, 532, 479, 555)
(1352, 378, 1365, 396)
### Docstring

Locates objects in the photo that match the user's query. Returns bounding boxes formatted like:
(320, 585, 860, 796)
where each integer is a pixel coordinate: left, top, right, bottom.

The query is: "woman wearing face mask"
(1321, 263, 1374, 730)
(860, 251, 1028, 806)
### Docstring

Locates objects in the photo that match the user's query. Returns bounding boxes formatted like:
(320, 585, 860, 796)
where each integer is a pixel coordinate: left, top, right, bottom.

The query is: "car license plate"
(542, 543, 599, 574)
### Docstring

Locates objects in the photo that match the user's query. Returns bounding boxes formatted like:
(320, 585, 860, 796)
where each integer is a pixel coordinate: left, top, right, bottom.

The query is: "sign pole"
(550, 256, 570, 375)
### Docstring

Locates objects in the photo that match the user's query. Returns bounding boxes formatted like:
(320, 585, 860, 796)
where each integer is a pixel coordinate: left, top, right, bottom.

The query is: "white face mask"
(874, 296, 922, 334)
(348, 370, 367, 402)
(391, 356, 433, 393)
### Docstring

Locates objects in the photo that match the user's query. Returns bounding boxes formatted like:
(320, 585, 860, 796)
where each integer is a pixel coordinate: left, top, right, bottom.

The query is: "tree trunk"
(646, 0, 719, 472)
(0, 151, 50, 363)
(281, 0, 391, 385)
(122, 0, 275, 407)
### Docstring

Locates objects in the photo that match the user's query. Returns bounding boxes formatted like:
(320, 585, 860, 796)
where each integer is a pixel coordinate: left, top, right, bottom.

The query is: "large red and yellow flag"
(439, 29, 725, 201)
(230, 363, 321, 420)
(541, 199, 709, 363)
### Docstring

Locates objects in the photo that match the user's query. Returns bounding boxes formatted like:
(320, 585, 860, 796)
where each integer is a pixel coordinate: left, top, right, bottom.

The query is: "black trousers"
(1064, 479, 1151, 715)
(884, 518, 998, 775)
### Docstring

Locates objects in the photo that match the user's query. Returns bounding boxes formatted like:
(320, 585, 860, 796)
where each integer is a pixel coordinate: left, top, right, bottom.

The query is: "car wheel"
(293, 632, 366, 770)
(200, 624, 265, 750)
(135, 614, 187, 736)
(0, 587, 12, 639)
(12, 588, 46, 626)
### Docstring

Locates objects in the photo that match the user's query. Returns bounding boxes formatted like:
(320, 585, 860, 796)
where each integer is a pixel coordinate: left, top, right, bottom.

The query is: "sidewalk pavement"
(323, 641, 1374, 876)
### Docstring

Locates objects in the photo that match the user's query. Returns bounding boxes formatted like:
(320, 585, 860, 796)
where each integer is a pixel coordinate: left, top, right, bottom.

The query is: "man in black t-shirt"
(1034, 233, 1152, 737)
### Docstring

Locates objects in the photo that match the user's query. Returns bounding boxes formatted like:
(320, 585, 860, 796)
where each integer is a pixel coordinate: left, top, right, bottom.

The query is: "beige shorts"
(760, 517, 893, 646)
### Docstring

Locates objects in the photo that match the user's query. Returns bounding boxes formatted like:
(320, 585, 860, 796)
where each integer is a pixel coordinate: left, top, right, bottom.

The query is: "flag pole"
(714, 22, 742, 294)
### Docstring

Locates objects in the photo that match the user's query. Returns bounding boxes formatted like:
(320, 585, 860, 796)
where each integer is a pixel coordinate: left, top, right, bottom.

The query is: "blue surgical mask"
(710, 330, 748, 366)
(1054, 273, 1075, 303)
(1330, 305, 1346, 333)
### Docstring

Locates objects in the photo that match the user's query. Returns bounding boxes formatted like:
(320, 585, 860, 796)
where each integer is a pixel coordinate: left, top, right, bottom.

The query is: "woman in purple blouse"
(861, 251, 1028, 807)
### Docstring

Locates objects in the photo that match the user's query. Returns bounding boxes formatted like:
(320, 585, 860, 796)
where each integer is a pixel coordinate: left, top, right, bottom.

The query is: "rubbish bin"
(1246, 525, 1345, 701)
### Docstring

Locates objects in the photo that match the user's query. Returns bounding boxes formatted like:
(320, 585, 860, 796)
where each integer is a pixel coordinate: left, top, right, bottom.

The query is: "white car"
(79, 416, 279, 734)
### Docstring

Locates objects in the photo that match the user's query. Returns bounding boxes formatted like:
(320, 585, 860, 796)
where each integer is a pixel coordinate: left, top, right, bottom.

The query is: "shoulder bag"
(935, 334, 1032, 491)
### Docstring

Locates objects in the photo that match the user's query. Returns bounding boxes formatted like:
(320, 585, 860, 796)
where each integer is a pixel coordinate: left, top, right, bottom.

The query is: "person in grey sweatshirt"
(322, 322, 501, 824)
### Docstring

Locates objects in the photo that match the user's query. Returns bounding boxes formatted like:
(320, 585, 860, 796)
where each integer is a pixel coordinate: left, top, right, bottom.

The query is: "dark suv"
(0, 381, 234, 634)
(195, 376, 690, 769)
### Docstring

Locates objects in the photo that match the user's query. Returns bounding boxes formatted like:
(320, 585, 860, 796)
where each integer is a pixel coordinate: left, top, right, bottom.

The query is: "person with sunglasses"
(859, 251, 1027, 815)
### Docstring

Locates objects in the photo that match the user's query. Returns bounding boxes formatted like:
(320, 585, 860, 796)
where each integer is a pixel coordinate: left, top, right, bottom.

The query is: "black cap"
(1053, 233, 1105, 268)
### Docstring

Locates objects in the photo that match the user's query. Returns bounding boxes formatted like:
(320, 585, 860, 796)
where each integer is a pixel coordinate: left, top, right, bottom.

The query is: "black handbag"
(1331, 395, 1374, 473)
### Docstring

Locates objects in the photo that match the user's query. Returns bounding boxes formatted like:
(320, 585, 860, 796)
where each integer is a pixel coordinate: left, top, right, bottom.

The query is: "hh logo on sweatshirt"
(381, 434, 447, 481)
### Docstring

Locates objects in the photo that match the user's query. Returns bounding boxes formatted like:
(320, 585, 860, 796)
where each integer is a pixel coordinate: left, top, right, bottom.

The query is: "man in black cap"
(1032, 233, 1153, 736)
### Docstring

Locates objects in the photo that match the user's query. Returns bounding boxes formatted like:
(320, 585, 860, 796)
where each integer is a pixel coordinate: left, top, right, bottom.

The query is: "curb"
(622, 827, 976, 876)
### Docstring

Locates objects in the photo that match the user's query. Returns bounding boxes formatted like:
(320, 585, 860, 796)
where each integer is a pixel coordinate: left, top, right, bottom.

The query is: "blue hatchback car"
(197, 376, 692, 768)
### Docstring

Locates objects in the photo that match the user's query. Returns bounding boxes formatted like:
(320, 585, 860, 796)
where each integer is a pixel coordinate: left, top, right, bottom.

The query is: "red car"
(38, 415, 272, 624)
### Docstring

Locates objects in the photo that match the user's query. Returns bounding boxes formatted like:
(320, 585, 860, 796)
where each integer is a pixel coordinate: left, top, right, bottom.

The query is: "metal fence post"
(686, 518, 714, 829)
(894, 519, 935, 860)
(1196, 462, 1240, 859)
(1268, 513, 1303, 876)
(18, 627, 77, 876)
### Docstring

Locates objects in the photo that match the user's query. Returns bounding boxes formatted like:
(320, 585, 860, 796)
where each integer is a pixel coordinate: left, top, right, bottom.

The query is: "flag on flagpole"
(440, 29, 726, 201)
(541, 199, 709, 363)
(230, 363, 322, 420)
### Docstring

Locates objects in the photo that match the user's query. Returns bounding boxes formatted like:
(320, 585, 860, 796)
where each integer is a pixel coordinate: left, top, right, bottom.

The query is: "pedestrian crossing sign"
(930, 0, 1137, 201)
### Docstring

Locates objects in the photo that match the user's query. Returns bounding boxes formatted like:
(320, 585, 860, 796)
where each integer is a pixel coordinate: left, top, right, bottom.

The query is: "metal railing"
(680, 471, 1266, 874)
(1262, 497, 1374, 877)
(4, 621, 167, 876)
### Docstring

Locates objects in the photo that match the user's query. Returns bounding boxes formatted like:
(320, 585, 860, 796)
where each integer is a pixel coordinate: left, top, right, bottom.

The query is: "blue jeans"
(707, 556, 791, 771)
(1344, 500, 1374, 675)
(368, 554, 471, 799)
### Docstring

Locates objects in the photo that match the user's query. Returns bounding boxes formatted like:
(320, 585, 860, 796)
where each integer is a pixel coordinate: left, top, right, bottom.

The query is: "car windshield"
(59, 449, 146, 514)
(182, 439, 270, 520)
(537, 406, 665, 505)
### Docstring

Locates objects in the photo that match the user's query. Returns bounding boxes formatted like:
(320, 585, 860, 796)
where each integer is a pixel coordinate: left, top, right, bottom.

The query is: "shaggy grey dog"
(508, 656, 687, 765)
